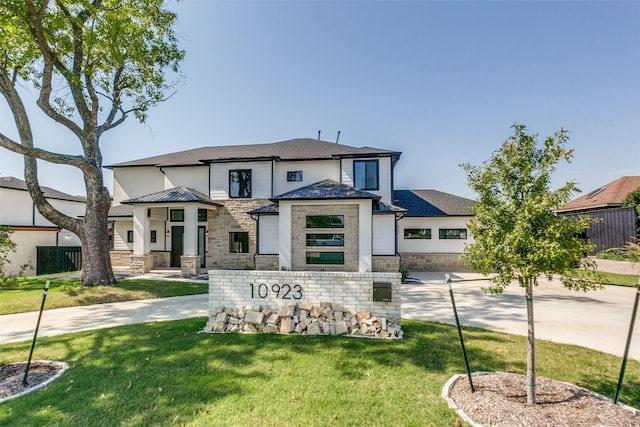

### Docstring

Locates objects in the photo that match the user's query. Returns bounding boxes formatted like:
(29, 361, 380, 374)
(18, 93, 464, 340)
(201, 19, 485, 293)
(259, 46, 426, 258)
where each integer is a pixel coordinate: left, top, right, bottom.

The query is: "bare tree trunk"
(79, 180, 115, 286)
(526, 277, 536, 404)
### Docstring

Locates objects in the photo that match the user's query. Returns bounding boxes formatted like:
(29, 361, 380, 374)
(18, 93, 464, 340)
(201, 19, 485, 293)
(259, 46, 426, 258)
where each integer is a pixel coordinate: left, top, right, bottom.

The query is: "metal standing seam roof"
(105, 138, 401, 168)
(270, 179, 381, 201)
(120, 186, 222, 206)
(393, 190, 475, 216)
(0, 176, 85, 203)
(248, 180, 406, 215)
(248, 200, 406, 216)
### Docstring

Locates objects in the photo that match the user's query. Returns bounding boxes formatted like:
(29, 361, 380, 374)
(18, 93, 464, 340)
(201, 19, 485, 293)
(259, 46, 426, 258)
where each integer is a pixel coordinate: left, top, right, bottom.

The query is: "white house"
(106, 138, 474, 275)
(0, 177, 85, 276)
(395, 190, 475, 271)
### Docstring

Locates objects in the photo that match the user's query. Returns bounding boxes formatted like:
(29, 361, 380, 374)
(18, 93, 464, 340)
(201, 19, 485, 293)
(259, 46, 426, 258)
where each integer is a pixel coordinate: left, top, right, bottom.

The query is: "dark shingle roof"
(394, 190, 475, 216)
(0, 176, 85, 202)
(248, 203, 279, 215)
(108, 204, 134, 217)
(557, 176, 640, 213)
(121, 187, 221, 206)
(272, 179, 381, 201)
(106, 138, 400, 168)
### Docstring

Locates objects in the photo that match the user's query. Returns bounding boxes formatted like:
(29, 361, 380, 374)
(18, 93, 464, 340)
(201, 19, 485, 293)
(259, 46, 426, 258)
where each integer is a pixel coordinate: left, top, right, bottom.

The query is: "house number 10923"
(249, 283, 303, 300)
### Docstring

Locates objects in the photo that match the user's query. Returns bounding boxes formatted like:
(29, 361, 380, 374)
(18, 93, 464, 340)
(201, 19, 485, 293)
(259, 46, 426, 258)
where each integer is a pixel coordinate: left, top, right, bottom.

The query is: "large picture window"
(306, 234, 344, 246)
(306, 215, 345, 228)
(404, 228, 431, 239)
(229, 232, 249, 253)
(229, 169, 252, 198)
(306, 251, 344, 265)
(354, 159, 379, 190)
(439, 228, 468, 239)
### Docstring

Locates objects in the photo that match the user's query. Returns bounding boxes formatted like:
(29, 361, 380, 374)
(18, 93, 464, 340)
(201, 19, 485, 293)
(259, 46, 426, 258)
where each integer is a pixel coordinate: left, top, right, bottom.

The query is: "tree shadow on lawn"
(2, 318, 623, 425)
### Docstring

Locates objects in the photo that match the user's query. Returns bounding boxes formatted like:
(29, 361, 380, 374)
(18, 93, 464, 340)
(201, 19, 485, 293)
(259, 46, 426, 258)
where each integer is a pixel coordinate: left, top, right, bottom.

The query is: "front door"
(170, 226, 184, 267)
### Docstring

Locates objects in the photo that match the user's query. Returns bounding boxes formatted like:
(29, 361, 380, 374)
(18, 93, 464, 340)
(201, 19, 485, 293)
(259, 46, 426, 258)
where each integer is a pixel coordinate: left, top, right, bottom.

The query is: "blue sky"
(1, 0, 638, 200)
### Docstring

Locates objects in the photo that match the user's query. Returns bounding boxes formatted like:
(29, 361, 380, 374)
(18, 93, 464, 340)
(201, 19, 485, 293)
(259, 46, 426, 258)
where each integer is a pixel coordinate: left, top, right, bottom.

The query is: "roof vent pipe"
(318, 130, 321, 140)
(336, 130, 341, 144)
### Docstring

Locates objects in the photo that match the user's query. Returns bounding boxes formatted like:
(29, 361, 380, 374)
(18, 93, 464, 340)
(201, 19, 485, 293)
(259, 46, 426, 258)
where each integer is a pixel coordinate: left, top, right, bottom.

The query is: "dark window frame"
(306, 215, 345, 229)
(229, 169, 252, 198)
(150, 230, 157, 243)
(306, 251, 345, 265)
(198, 209, 207, 222)
(438, 228, 468, 239)
(170, 209, 184, 222)
(229, 231, 250, 253)
(127, 230, 133, 243)
(306, 233, 345, 247)
(353, 159, 380, 191)
(404, 228, 432, 239)
(287, 171, 303, 182)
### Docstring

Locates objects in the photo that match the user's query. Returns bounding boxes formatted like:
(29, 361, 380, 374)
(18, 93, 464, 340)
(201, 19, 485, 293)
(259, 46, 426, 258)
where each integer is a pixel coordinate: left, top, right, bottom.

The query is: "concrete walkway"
(2, 270, 640, 361)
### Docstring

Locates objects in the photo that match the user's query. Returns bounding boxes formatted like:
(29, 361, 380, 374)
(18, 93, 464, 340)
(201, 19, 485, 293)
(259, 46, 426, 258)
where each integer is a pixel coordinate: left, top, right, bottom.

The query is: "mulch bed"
(0, 361, 64, 400)
(447, 372, 640, 426)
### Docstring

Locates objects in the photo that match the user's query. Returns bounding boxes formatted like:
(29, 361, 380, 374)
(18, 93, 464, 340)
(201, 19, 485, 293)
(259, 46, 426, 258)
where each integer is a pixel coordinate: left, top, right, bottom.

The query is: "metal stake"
(23, 280, 50, 386)
(446, 274, 474, 392)
(614, 277, 640, 404)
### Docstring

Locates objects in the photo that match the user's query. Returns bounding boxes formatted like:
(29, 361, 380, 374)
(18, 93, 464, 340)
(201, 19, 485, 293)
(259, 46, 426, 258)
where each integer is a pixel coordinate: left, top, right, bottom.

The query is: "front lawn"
(1, 319, 639, 426)
(0, 278, 208, 315)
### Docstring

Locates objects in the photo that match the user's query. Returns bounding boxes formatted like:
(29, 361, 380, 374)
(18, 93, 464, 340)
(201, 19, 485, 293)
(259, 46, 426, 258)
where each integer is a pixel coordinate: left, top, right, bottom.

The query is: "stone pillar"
(181, 255, 200, 276)
(130, 254, 153, 275)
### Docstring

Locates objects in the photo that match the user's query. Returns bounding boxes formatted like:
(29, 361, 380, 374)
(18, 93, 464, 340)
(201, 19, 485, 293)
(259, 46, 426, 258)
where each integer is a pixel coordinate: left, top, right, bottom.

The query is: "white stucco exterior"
(398, 216, 473, 253)
(273, 160, 341, 196)
(0, 182, 85, 276)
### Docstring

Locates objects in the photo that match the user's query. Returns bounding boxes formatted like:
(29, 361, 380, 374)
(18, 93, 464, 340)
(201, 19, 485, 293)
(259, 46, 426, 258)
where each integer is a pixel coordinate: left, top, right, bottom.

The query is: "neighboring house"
(106, 138, 474, 274)
(394, 190, 475, 271)
(557, 176, 640, 252)
(0, 177, 85, 275)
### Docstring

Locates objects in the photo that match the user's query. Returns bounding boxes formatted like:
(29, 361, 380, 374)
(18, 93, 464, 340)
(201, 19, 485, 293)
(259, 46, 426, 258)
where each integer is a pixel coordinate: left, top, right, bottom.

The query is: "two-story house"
(107, 138, 407, 275)
(0, 176, 84, 276)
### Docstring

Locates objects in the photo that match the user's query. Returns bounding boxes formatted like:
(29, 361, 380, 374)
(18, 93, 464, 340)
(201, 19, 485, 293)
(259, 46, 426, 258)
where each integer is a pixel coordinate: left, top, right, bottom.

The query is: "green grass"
(2, 319, 640, 426)
(573, 270, 640, 287)
(0, 278, 208, 315)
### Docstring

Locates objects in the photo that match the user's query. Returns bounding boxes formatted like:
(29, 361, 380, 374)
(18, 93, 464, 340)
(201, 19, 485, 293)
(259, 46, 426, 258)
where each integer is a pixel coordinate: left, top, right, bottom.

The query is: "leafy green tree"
(0, 0, 184, 286)
(622, 187, 640, 236)
(462, 123, 602, 405)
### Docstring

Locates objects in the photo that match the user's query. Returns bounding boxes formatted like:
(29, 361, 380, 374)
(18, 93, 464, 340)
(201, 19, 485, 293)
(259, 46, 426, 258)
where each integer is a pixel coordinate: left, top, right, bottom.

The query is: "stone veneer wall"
(208, 270, 401, 322)
(254, 254, 279, 270)
(290, 204, 359, 272)
(206, 199, 270, 270)
(110, 250, 131, 267)
(372, 255, 401, 272)
(399, 253, 469, 271)
(110, 250, 170, 269)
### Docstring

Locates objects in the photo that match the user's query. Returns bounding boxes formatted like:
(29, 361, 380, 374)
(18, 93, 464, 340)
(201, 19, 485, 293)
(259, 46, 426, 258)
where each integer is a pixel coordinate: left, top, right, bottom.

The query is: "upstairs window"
(198, 209, 208, 222)
(439, 228, 467, 239)
(287, 171, 303, 182)
(229, 169, 252, 198)
(354, 160, 379, 190)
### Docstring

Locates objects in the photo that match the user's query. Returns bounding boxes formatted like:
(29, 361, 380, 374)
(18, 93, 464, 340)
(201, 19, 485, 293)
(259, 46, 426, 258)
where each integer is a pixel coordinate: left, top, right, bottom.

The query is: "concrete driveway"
(402, 271, 640, 360)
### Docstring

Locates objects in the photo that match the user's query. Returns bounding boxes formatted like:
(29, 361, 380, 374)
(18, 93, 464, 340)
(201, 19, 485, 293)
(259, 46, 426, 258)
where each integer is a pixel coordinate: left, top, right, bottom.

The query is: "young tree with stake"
(462, 123, 602, 404)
